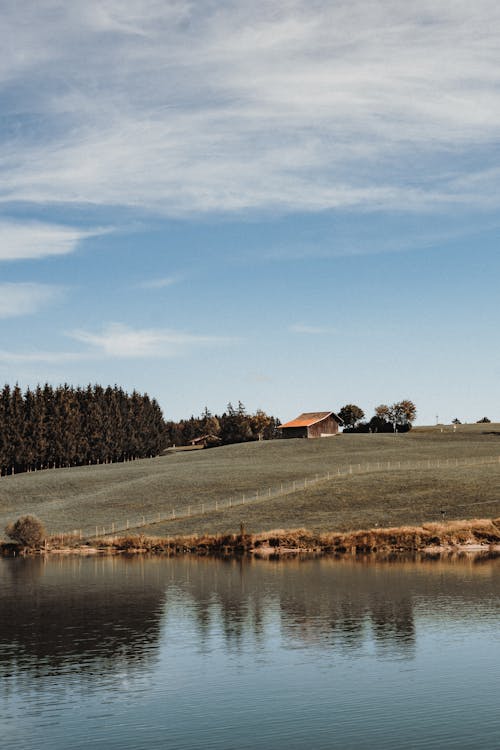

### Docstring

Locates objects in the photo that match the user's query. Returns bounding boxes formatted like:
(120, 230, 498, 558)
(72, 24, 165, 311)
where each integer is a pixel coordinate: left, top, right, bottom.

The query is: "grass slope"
(1, 428, 500, 538)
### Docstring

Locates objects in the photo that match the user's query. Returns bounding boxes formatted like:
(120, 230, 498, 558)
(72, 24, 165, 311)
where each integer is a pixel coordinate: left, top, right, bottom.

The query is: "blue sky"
(1, 1, 499, 424)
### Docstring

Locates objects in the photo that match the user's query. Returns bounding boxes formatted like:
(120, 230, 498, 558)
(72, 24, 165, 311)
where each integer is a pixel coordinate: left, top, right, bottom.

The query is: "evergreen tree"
(0, 383, 168, 476)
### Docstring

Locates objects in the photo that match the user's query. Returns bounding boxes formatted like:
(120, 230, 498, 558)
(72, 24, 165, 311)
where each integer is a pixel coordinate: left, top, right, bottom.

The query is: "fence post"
(215, 500, 218, 511)
(269, 487, 271, 497)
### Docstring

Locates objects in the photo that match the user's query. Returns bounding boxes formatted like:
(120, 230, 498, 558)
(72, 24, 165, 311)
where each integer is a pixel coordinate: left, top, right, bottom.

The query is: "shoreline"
(2, 517, 500, 558)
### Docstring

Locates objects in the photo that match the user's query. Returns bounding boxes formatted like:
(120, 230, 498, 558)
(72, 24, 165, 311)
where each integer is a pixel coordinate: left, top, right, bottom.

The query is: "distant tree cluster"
(0, 384, 166, 476)
(165, 402, 281, 447)
(453, 417, 492, 426)
(340, 400, 417, 433)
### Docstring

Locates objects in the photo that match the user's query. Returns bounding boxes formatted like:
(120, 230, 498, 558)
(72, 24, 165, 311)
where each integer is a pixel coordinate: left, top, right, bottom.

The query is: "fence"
(65, 453, 500, 540)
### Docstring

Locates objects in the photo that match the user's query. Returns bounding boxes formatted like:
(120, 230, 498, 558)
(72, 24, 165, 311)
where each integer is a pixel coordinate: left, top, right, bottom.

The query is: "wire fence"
(62, 453, 500, 540)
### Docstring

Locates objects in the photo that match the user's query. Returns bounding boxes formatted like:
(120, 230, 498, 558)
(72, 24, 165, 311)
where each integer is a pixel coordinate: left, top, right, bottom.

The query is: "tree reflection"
(0, 554, 498, 681)
(0, 556, 166, 679)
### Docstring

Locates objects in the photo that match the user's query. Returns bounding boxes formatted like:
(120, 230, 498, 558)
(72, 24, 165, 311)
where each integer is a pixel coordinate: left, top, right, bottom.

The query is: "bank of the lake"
(3, 517, 500, 558)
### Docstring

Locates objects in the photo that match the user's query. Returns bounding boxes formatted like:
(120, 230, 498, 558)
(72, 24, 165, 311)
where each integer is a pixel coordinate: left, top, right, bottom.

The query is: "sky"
(1, 0, 499, 424)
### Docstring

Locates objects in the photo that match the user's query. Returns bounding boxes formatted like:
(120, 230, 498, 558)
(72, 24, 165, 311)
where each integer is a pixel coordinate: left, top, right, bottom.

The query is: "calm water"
(0, 554, 499, 750)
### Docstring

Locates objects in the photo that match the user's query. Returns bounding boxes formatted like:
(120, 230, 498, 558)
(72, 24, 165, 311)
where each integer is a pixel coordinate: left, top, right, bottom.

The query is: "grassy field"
(1, 426, 500, 538)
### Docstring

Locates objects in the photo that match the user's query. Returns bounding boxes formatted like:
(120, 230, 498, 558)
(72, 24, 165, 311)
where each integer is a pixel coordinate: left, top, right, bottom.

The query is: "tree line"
(164, 402, 281, 447)
(0, 384, 166, 476)
(338, 400, 417, 432)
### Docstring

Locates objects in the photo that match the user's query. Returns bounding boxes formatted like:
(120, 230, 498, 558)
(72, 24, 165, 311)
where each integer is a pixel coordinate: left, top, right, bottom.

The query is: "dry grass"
(246, 518, 500, 554)
(4, 517, 493, 558)
(45, 532, 83, 548)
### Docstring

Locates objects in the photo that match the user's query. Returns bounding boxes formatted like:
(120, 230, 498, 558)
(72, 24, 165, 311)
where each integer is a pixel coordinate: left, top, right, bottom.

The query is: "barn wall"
(307, 416, 340, 438)
(281, 426, 308, 439)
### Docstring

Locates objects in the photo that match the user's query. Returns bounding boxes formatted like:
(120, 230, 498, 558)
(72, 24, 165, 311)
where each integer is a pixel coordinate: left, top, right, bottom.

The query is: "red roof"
(280, 411, 342, 429)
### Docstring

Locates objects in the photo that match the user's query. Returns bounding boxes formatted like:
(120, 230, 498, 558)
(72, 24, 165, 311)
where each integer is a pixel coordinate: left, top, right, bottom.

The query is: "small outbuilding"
(279, 411, 343, 439)
(189, 434, 222, 448)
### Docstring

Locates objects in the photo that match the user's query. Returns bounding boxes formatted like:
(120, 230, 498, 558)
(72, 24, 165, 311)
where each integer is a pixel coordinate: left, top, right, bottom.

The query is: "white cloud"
(0, 221, 103, 261)
(290, 323, 335, 335)
(139, 275, 182, 289)
(0, 321, 236, 365)
(0, 282, 62, 317)
(1, 1, 500, 215)
(69, 322, 235, 358)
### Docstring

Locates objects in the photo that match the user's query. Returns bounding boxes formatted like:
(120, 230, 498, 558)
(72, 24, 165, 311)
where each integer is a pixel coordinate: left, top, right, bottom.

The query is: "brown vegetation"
(3, 518, 499, 557)
(5, 514, 45, 549)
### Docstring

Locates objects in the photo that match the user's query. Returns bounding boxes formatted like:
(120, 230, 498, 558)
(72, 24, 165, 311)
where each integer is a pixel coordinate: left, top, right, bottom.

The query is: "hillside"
(1, 428, 500, 538)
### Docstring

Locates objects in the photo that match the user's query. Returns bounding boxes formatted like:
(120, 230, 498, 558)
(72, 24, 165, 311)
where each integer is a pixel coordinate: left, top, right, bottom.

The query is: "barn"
(279, 411, 343, 439)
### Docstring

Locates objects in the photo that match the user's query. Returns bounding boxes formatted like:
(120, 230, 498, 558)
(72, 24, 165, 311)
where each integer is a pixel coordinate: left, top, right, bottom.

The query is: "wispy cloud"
(0, 282, 63, 317)
(138, 275, 183, 289)
(0, 321, 237, 366)
(1, 2, 500, 215)
(290, 323, 335, 335)
(0, 221, 105, 261)
(68, 322, 236, 358)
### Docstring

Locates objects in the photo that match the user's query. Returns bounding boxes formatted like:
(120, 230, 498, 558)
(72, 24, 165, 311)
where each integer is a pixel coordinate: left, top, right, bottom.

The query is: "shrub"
(5, 515, 46, 548)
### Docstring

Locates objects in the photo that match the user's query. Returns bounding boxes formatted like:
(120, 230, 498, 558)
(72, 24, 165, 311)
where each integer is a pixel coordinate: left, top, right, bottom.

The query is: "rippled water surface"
(1, 554, 499, 750)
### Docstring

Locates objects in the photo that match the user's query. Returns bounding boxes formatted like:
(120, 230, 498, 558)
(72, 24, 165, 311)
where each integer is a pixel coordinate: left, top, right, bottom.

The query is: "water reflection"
(0, 556, 166, 679)
(1, 553, 498, 679)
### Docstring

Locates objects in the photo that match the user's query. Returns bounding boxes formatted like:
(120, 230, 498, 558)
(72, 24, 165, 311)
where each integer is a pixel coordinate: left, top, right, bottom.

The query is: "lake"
(1, 554, 499, 749)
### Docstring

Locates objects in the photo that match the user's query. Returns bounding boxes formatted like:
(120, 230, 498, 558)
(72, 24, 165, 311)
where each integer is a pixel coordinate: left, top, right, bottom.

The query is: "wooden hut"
(189, 434, 222, 448)
(279, 411, 343, 439)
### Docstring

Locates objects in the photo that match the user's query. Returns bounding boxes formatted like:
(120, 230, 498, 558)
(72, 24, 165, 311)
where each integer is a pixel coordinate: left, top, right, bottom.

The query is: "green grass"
(412, 422, 500, 434)
(1, 427, 500, 538)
